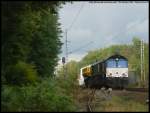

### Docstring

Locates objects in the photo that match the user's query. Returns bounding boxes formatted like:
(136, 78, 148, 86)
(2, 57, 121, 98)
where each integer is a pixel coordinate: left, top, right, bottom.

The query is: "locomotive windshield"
(106, 58, 128, 68)
(117, 59, 128, 68)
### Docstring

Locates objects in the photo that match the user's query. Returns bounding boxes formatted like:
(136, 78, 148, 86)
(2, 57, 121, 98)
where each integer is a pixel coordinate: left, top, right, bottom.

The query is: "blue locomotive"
(78, 54, 128, 89)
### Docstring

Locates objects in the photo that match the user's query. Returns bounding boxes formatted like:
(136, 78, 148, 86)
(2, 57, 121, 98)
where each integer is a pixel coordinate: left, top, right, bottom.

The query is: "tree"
(2, 1, 63, 84)
(132, 37, 141, 58)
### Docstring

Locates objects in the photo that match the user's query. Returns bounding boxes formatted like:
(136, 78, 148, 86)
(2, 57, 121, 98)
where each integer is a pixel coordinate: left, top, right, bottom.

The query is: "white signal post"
(65, 29, 68, 79)
(141, 39, 145, 86)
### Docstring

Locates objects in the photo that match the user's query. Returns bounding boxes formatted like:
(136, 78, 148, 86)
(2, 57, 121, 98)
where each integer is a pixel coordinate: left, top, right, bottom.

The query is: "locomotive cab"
(106, 58, 128, 77)
(105, 55, 128, 88)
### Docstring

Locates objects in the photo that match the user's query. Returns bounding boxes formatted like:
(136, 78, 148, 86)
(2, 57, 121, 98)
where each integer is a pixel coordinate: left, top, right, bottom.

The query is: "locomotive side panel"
(92, 62, 106, 76)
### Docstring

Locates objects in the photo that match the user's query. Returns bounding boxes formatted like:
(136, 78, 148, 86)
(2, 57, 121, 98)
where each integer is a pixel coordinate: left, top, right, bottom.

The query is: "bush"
(5, 61, 38, 85)
(1, 78, 77, 112)
(1, 85, 24, 111)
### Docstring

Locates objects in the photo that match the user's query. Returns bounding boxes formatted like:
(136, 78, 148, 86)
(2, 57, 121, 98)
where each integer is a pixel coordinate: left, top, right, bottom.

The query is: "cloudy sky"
(58, 1, 148, 65)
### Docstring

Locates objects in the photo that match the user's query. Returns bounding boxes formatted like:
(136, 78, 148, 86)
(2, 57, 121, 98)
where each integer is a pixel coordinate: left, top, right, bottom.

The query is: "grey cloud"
(58, 2, 148, 62)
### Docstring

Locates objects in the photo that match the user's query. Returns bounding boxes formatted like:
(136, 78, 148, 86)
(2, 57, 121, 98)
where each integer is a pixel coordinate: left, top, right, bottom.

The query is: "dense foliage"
(2, 1, 63, 84)
(1, 1, 77, 112)
(1, 78, 76, 112)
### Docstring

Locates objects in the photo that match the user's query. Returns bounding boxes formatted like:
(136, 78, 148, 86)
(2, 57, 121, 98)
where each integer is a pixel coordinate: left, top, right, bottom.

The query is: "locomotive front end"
(105, 56, 128, 88)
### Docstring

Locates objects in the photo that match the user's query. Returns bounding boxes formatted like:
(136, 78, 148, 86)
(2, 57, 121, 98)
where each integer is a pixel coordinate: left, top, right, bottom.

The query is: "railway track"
(85, 87, 148, 112)
(86, 88, 112, 112)
(125, 88, 148, 92)
(87, 88, 96, 112)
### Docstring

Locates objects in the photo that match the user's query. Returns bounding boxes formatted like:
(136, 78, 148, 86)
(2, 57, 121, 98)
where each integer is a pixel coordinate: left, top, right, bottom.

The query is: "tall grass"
(95, 95, 148, 112)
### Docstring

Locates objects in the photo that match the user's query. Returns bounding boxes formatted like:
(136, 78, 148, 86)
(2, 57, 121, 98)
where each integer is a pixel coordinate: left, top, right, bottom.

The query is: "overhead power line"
(67, 3, 84, 31)
(68, 41, 94, 54)
(64, 2, 85, 62)
(98, 17, 147, 49)
(63, 3, 85, 78)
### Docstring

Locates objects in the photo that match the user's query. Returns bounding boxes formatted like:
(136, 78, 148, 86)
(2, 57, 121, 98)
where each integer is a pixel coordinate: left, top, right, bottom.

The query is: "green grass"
(95, 95, 148, 112)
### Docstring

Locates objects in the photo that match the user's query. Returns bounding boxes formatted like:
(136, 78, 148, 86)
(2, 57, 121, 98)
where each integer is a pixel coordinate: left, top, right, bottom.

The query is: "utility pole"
(141, 40, 143, 84)
(141, 39, 145, 86)
(65, 29, 68, 79)
(142, 40, 145, 82)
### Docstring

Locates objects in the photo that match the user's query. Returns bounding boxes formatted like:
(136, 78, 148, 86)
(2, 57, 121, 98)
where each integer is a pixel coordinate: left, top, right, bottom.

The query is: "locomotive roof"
(91, 54, 127, 66)
(91, 59, 105, 66)
(80, 64, 92, 69)
(105, 54, 128, 61)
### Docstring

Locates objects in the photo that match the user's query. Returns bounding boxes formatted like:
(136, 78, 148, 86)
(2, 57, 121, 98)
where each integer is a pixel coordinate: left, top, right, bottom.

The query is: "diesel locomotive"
(78, 54, 128, 89)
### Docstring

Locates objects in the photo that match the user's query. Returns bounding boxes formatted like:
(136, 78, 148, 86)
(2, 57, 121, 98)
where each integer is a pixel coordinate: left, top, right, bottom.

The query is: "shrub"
(1, 78, 77, 112)
(1, 85, 24, 111)
(5, 61, 38, 85)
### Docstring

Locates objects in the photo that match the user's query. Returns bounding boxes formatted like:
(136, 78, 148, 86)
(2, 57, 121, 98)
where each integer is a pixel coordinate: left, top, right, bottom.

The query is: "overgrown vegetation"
(1, 78, 77, 112)
(2, 1, 63, 84)
(1, 1, 77, 112)
(95, 95, 148, 112)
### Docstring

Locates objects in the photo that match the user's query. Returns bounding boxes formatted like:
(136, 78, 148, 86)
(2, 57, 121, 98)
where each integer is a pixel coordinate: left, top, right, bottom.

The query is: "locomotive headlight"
(109, 73, 112, 77)
(122, 73, 126, 77)
(107, 73, 112, 77)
